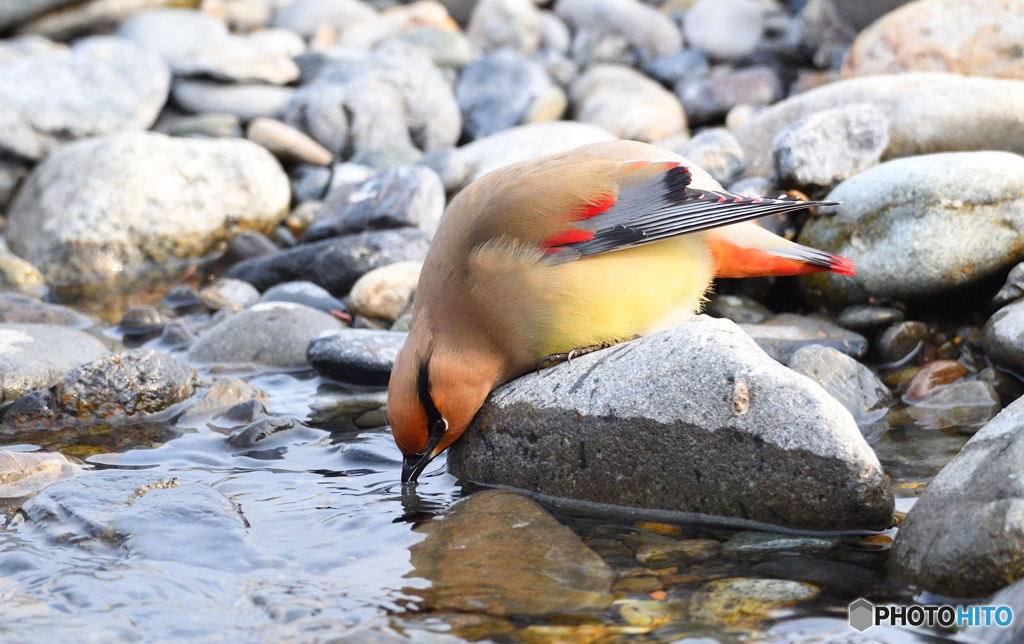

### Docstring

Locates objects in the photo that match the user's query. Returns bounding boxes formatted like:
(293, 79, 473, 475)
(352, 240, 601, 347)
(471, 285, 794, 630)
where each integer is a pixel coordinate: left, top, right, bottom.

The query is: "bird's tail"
(706, 221, 856, 278)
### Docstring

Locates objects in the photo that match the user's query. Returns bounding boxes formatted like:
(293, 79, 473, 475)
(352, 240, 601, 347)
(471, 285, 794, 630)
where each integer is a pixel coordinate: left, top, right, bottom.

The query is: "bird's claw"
(535, 344, 610, 372)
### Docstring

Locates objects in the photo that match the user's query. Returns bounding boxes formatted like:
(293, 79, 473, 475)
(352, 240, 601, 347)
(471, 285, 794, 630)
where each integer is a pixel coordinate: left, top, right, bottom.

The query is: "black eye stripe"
(416, 356, 446, 441)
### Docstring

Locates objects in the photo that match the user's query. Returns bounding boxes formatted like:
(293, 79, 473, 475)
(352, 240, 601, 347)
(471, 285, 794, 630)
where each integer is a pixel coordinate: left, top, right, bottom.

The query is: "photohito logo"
(849, 598, 1014, 631)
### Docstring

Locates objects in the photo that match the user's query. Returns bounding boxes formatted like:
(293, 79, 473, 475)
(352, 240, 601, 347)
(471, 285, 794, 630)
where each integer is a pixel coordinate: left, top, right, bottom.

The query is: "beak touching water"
(400, 417, 447, 484)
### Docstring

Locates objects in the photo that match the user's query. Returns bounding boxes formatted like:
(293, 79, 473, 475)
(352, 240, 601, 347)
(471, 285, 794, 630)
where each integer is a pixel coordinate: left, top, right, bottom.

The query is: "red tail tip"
(829, 255, 857, 276)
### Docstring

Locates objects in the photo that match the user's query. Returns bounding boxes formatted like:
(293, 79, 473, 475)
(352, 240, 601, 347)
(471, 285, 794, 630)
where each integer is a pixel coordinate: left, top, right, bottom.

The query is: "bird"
(389, 140, 855, 482)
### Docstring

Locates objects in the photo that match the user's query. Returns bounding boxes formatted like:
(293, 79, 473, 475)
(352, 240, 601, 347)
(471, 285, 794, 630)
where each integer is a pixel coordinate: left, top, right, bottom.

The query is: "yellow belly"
(533, 235, 714, 357)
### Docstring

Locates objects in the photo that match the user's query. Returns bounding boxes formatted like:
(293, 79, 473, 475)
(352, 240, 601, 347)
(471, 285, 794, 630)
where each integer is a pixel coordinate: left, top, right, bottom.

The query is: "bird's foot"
(536, 343, 611, 371)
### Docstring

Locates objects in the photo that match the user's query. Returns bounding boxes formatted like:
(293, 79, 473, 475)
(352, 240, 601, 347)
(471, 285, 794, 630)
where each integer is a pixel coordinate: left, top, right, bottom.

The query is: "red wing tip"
(829, 255, 857, 276)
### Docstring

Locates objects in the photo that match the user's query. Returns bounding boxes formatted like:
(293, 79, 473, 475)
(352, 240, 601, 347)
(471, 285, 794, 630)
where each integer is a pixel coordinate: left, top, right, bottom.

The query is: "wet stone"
(118, 306, 167, 339)
(177, 377, 267, 429)
(740, 314, 868, 364)
(994, 262, 1024, 308)
(611, 576, 663, 593)
(704, 294, 772, 324)
(788, 345, 891, 425)
(0, 324, 110, 404)
(308, 390, 388, 427)
(0, 293, 91, 328)
(751, 559, 879, 596)
(635, 539, 720, 567)
(163, 285, 205, 315)
(348, 261, 421, 322)
(689, 578, 819, 629)
(227, 417, 299, 448)
(199, 278, 260, 312)
(223, 232, 279, 265)
(721, 531, 840, 555)
(837, 305, 904, 332)
(906, 381, 1000, 433)
(409, 490, 615, 616)
(875, 321, 928, 366)
(0, 450, 79, 498)
(259, 281, 346, 315)
(983, 299, 1024, 375)
(904, 360, 968, 403)
(307, 329, 407, 386)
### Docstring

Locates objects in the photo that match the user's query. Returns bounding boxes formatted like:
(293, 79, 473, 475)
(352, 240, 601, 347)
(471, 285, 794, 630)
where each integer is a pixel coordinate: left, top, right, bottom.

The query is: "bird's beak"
(401, 431, 443, 484)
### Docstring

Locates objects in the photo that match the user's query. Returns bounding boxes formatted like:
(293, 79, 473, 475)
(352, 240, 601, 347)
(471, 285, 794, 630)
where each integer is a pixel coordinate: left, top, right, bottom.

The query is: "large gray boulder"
(889, 396, 1024, 597)
(6, 132, 290, 295)
(0, 324, 109, 403)
(0, 36, 169, 161)
(799, 151, 1024, 308)
(448, 316, 894, 531)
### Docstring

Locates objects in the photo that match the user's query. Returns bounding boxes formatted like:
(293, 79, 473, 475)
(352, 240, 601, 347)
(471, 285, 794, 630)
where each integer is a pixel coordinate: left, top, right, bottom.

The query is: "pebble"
(307, 329, 407, 386)
(555, 0, 683, 63)
(788, 345, 892, 424)
(751, 558, 879, 596)
(223, 232, 279, 264)
(843, 0, 1024, 80)
(874, 321, 929, 366)
(571, 65, 687, 143)
(307, 390, 388, 427)
(0, 250, 46, 297)
(704, 294, 772, 324)
(177, 377, 267, 428)
(736, 74, 1024, 178)
(0, 0, 79, 30)
(306, 165, 445, 242)
(187, 302, 343, 369)
(1, 349, 196, 428)
(679, 128, 746, 186)
(721, 531, 839, 555)
(740, 313, 868, 363)
(993, 263, 1024, 308)
(117, 306, 167, 339)
(689, 578, 819, 629)
(984, 299, 1024, 375)
(172, 80, 296, 121)
(904, 360, 968, 403)
(163, 285, 205, 315)
(0, 450, 78, 498)
(259, 281, 347, 315)
(677, 66, 781, 126)
(409, 490, 614, 615)
(0, 324, 109, 403)
(771, 103, 888, 192)
(799, 152, 1024, 308)
(228, 228, 431, 295)
(466, 0, 541, 54)
(158, 112, 242, 139)
(449, 317, 893, 531)
(227, 417, 300, 448)
(0, 36, 169, 162)
(906, 381, 1000, 433)
(890, 395, 1024, 596)
(271, 0, 376, 38)
(246, 118, 333, 167)
(538, 10, 570, 54)
(683, 0, 763, 61)
(456, 51, 565, 140)
(798, 0, 910, 68)
(643, 49, 710, 87)
(199, 278, 260, 312)
(348, 261, 421, 322)
(635, 539, 720, 567)
(836, 305, 904, 332)
(5, 132, 290, 294)
(395, 26, 474, 69)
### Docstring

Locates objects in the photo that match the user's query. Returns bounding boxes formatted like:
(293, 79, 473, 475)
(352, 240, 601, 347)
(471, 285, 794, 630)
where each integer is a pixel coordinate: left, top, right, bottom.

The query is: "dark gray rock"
(227, 417, 300, 448)
(5, 132, 290, 294)
(177, 377, 267, 429)
(994, 263, 1024, 308)
(772, 104, 888, 192)
(0, 293, 90, 327)
(223, 231, 279, 264)
(457, 51, 564, 141)
(307, 328, 407, 386)
(875, 321, 929, 365)
(162, 285, 204, 315)
(198, 278, 260, 312)
(889, 395, 1024, 596)
(187, 302, 343, 369)
(18, 469, 266, 571)
(740, 314, 868, 363)
(1, 349, 196, 428)
(172, 80, 296, 121)
(985, 300, 1024, 375)
(0, 37, 169, 162)
(449, 317, 894, 530)
(0, 324, 109, 403)
(679, 128, 745, 186)
(752, 558, 879, 596)
(798, 0, 912, 68)
(800, 152, 1024, 308)
(677, 66, 781, 126)
(118, 306, 167, 338)
(837, 304, 904, 332)
(305, 165, 445, 242)
(704, 294, 772, 324)
(684, 0, 763, 61)
(259, 281, 346, 314)
(788, 345, 891, 424)
(228, 228, 431, 295)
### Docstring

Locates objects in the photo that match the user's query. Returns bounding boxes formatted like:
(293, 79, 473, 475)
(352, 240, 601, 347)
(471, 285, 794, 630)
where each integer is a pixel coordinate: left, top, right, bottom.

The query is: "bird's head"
(388, 333, 499, 483)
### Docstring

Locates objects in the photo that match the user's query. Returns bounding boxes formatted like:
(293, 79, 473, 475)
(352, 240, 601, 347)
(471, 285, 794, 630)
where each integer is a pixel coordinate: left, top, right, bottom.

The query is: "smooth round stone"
(643, 49, 710, 87)
(457, 51, 565, 140)
(395, 26, 474, 69)
(272, 0, 376, 38)
(837, 304, 904, 332)
(907, 381, 1000, 433)
(199, 278, 260, 312)
(538, 9, 570, 54)
(0, 0, 80, 30)
(158, 112, 242, 139)
(0, 251, 45, 297)
(172, 80, 296, 121)
(306, 328, 407, 385)
(799, 152, 1024, 308)
(788, 345, 892, 424)
(118, 306, 167, 337)
(904, 360, 968, 403)
(226, 417, 300, 448)
(728, 175, 774, 198)
(223, 231, 279, 264)
(983, 299, 1024, 375)
(0, 450, 78, 498)
(0, 293, 90, 327)
(740, 314, 868, 363)
(572, 65, 687, 143)
(721, 531, 839, 555)
(177, 377, 266, 428)
(993, 262, 1024, 307)
(704, 294, 772, 325)
(684, 0, 763, 61)
(348, 261, 421, 322)
(246, 117, 332, 166)
(259, 281, 346, 315)
(0, 324, 109, 403)
(555, 0, 682, 62)
(752, 558, 879, 596)
(843, 0, 1024, 80)
(466, 0, 541, 54)
(679, 128, 745, 186)
(677, 66, 781, 126)
(875, 321, 929, 365)
(307, 390, 388, 427)
(689, 578, 819, 629)
(157, 319, 197, 350)
(163, 285, 204, 314)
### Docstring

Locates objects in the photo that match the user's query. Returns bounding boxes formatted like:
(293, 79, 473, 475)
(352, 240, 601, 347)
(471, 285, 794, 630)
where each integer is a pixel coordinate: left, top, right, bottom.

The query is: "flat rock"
(18, 469, 266, 571)
(740, 314, 868, 363)
(6, 132, 290, 294)
(409, 489, 615, 616)
(788, 345, 891, 425)
(188, 302, 343, 369)
(571, 65, 687, 143)
(227, 228, 430, 295)
(799, 152, 1024, 308)
(843, 0, 1024, 80)
(0, 450, 78, 498)
(172, 80, 296, 121)
(735, 74, 1024, 178)
(0, 324, 109, 404)
(0, 293, 91, 327)
(0, 36, 169, 161)
(448, 317, 894, 530)
(889, 395, 1024, 596)
(1, 349, 196, 428)
(307, 328, 406, 385)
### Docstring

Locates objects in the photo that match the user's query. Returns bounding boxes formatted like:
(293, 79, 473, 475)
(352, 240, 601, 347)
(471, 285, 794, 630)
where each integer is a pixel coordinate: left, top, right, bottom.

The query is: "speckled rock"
(689, 578, 819, 629)
(843, 0, 1024, 80)
(679, 128, 745, 186)
(0, 293, 91, 327)
(467, 0, 541, 54)
(736, 74, 1024, 178)
(307, 328, 407, 386)
(890, 395, 1024, 596)
(788, 345, 891, 425)
(0, 36, 169, 162)
(457, 51, 565, 140)
(172, 80, 296, 120)
(188, 302, 343, 369)
(799, 152, 1024, 308)
(6, 132, 290, 294)
(449, 317, 894, 530)
(1, 349, 196, 428)
(571, 65, 686, 142)
(228, 228, 430, 295)
(772, 104, 889, 191)
(0, 450, 79, 498)
(555, 0, 682, 64)
(410, 490, 614, 616)
(740, 314, 868, 363)
(984, 300, 1024, 375)
(684, 0, 763, 61)
(349, 261, 421, 322)
(0, 324, 109, 404)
